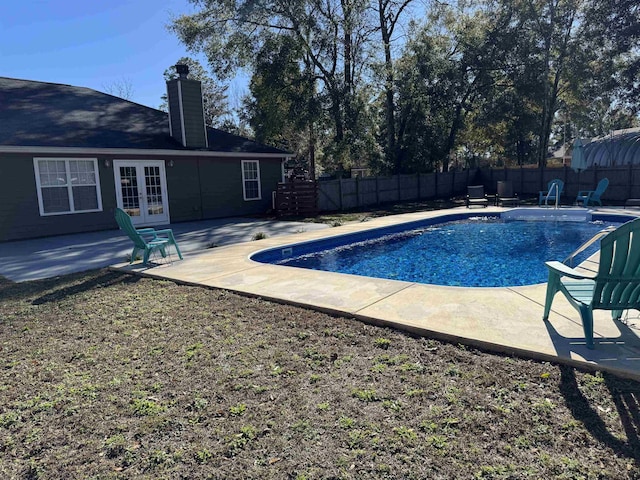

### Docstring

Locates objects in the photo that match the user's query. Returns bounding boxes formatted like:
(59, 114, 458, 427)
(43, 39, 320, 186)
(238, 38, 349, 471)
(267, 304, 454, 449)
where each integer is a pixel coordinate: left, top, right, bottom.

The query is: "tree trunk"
(341, 0, 354, 144)
(378, 0, 398, 173)
(535, 0, 576, 167)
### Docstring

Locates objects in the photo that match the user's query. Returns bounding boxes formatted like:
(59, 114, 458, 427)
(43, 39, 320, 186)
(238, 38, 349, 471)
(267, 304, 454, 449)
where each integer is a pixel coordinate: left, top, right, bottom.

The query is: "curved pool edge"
(248, 206, 636, 289)
(110, 206, 640, 381)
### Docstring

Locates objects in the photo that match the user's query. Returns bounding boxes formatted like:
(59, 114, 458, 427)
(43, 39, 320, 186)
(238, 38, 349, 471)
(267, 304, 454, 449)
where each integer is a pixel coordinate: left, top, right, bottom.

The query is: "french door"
(114, 160, 169, 226)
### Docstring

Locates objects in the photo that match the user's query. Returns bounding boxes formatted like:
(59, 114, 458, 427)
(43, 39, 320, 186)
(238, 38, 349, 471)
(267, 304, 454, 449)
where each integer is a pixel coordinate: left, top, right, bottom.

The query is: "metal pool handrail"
(563, 226, 616, 267)
(544, 182, 560, 209)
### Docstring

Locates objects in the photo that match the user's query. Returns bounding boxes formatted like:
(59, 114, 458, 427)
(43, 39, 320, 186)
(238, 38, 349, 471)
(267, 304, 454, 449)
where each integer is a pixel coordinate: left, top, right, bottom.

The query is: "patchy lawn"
(1, 270, 640, 479)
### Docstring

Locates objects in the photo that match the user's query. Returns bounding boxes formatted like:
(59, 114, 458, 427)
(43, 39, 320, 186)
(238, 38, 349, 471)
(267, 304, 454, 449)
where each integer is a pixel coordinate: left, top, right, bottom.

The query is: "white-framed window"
(241, 160, 261, 201)
(33, 158, 103, 216)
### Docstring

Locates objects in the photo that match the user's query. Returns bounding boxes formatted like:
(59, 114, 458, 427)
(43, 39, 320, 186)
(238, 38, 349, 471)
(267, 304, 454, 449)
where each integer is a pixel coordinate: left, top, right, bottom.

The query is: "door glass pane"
(144, 166, 164, 216)
(119, 166, 140, 217)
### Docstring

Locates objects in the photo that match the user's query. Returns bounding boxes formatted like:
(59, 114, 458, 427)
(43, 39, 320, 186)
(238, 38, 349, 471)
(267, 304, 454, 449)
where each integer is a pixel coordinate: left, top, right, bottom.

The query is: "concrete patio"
(0, 216, 329, 282)
(111, 207, 640, 381)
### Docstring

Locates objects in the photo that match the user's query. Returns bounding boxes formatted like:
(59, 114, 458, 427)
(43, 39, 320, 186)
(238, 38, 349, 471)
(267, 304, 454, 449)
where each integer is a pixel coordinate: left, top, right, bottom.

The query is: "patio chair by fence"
(575, 178, 608, 207)
(538, 179, 564, 206)
(542, 217, 640, 349)
(115, 208, 183, 266)
(495, 180, 519, 207)
(466, 185, 489, 208)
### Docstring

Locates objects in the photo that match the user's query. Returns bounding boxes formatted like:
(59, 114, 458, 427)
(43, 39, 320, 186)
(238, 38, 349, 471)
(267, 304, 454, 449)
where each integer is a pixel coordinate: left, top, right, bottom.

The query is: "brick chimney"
(166, 64, 208, 148)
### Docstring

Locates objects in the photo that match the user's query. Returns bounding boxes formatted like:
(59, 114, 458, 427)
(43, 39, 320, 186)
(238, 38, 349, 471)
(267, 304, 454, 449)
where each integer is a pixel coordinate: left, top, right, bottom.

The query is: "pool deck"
(110, 206, 640, 380)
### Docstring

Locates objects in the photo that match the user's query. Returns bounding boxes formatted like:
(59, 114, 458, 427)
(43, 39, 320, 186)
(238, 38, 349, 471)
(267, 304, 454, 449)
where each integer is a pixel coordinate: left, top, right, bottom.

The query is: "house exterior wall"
(162, 155, 282, 221)
(197, 157, 280, 218)
(0, 153, 117, 242)
(0, 152, 284, 242)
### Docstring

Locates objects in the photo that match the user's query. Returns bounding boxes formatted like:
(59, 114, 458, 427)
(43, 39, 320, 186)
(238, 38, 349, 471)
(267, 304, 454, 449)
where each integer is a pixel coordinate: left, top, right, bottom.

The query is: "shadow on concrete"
(0, 217, 329, 282)
(544, 317, 640, 371)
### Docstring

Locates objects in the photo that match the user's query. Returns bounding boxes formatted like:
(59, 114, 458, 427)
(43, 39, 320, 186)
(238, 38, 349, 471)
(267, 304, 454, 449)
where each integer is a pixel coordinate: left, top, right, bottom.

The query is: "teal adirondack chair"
(543, 217, 640, 349)
(115, 208, 183, 266)
(576, 178, 608, 207)
(538, 179, 564, 206)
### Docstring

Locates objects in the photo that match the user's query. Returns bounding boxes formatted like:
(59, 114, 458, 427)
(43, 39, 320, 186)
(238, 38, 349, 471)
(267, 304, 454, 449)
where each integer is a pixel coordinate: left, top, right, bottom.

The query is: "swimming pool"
(252, 210, 634, 287)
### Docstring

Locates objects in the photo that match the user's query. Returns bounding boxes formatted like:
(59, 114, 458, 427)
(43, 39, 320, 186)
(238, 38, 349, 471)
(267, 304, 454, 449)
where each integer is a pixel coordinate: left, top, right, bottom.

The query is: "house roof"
(0, 77, 288, 155)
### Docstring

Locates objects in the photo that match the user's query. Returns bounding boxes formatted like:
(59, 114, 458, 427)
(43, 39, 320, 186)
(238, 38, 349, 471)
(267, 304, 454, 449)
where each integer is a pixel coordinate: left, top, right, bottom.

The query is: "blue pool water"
(254, 215, 627, 287)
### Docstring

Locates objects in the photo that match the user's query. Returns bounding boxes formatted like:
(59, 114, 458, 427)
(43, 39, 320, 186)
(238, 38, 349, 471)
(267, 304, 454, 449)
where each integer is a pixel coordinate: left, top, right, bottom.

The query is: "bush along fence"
(313, 165, 640, 212)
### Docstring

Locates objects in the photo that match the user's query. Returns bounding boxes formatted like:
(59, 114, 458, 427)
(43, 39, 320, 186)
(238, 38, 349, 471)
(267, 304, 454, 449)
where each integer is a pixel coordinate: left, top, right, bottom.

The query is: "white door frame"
(113, 160, 170, 226)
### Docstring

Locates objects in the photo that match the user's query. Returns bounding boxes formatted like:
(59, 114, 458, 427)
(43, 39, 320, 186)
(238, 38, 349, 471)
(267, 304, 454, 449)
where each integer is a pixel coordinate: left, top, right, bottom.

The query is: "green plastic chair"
(543, 217, 640, 349)
(576, 178, 608, 207)
(115, 208, 183, 266)
(538, 179, 564, 206)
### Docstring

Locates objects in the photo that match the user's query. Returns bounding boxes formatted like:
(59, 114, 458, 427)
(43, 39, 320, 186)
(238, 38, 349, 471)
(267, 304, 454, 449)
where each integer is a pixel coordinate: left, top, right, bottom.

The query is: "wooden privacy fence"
(275, 181, 318, 216)
(479, 165, 640, 205)
(308, 164, 639, 213)
(317, 169, 478, 212)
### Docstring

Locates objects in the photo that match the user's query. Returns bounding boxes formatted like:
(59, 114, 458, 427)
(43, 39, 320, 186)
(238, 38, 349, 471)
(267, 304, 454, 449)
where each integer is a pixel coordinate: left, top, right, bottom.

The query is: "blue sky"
(0, 0, 220, 110)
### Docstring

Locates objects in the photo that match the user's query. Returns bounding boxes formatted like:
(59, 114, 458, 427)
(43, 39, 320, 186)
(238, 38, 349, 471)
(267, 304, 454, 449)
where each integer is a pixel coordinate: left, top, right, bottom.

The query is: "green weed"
(103, 434, 127, 458)
(352, 389, 379, 402)
(184, 342, 203, 364)
(427, 435, 448, 450)
(195, 448, 212, 464)
(532, 398, 556, 413)
(131, 398, 166, 416)
(227, 425, 257, 455)
(582, 372, 605, 389)
(229, 403, 247, 416)
(405, 388, 425, 397)
(394, 426, 418, 443)
(338, 416, 356, 429)
(382, 400, 402, 412)
(347, 429, 366, 449)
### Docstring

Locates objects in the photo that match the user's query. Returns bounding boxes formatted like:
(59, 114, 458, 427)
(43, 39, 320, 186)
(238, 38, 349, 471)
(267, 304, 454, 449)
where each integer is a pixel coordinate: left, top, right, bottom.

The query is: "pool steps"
(502, 207, 591, 222)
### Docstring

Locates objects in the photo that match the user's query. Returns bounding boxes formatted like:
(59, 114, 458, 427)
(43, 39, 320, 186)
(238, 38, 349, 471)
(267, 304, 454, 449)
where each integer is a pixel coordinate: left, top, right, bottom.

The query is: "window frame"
(241, 160, 262, 201)
(33, 157, 103, 216)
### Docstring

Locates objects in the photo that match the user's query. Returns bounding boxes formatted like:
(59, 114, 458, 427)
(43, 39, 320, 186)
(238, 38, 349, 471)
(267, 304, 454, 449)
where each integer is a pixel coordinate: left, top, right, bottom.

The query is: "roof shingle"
(0, 77, 287, 155)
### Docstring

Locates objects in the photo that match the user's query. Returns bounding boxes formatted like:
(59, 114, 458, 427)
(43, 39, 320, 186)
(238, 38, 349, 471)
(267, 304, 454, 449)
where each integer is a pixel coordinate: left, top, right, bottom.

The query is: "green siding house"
(0, 67, 290, 242)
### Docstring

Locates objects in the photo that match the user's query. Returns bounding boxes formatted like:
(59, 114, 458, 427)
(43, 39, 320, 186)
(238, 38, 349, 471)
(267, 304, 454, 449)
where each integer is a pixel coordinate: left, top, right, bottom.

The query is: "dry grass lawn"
(1, 270, 640, 479)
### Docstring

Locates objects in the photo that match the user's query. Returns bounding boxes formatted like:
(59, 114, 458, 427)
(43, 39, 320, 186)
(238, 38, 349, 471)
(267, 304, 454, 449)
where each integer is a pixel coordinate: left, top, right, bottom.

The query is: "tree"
(170, 0, 375, 173)
(519, 0, 581, 167)
(243, 35, 322, 176)
(581, 0, 640, 110)
(393, 1, 509, 172)
(492, 0, 639, 166)
(159, 57, 229, 127)
(169, 0, 639, 174)
(102, 77, 135, 100)
(560, 0, 640, 138)
(375, 0, 417, 173)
